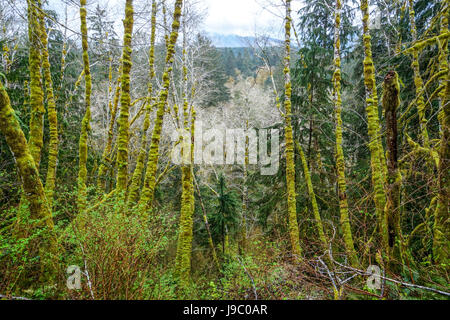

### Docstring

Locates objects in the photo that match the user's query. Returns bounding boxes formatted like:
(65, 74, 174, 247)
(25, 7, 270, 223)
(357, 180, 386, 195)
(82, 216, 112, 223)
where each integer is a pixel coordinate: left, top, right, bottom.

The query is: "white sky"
(202, 0, 303, 37)
(43, 0, 304, 39)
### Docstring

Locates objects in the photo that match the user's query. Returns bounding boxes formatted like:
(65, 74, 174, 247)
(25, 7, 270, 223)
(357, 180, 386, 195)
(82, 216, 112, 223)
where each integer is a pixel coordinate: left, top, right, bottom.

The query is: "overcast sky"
(202, 0, 303, 37)
(45, 0, 304, 39)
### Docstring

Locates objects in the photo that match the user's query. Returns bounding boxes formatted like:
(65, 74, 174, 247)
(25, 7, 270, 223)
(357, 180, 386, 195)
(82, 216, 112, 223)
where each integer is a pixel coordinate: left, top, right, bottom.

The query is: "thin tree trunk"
(97, 64, 122, 192)
(77, 0, 92, 214)
(175, 10, 195, 286)
(37, 0, 59, 210)
(128, 0, 157, 207)
(296, 142, 328, 250)
(408, 0, 430, 148)
(383, 70, 403, 268)
(139, 0, 183, 217)
(433, 0, 449, 265)
(333, 0, 359, 267)
(284, 0, 302, 261)
(194, 176, 220, 270)
(27, 0, 44, 169)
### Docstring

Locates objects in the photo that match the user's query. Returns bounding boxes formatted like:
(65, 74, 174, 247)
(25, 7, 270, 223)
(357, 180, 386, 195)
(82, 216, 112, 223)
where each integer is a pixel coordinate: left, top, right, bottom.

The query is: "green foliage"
(209, 174, 240, 253)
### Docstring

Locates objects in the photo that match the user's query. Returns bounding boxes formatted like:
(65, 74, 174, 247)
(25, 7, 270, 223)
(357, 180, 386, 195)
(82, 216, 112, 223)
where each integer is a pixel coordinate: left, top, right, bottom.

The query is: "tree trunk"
(433, 1, 450, 265)
(115, 0, 134, 196)
(383, 70, 403, 267)
(284, 0, 302, 261)
(139, 0, 183, 217)
(77, 0, 92, 214)
(333, 0, 359, 267)
(360, 0, 389, 255)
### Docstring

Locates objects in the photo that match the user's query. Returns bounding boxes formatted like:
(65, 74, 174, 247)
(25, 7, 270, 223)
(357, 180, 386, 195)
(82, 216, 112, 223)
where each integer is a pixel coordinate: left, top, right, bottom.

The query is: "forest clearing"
(0, 0, 449, 301)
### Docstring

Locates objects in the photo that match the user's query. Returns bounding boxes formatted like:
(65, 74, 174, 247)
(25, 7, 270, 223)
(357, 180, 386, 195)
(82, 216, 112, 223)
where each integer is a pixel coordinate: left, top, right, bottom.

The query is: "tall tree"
(139, 0, 184, 216)
(128, 0, 157, 206)
(433, 0, 449, 265)
(284, 0, 302, 261)
(383, 70, 403, 266)
(360, 0, 389, 255)
(37, 0, 59, 210)
(77, 0, 92, 214)
(115, 0, 134, 195)
(27, 0, 44, 168)
(332, 0, 359, 267)
(0, 81, 56, 282)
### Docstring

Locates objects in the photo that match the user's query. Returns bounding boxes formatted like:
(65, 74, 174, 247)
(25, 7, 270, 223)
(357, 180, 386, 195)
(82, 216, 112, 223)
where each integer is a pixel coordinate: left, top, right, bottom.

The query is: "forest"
(0, 0, 448, 300)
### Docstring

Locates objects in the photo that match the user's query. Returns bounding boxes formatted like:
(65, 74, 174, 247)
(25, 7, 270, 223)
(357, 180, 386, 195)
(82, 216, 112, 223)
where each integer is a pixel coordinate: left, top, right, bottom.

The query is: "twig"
(236, 256, 258, 300)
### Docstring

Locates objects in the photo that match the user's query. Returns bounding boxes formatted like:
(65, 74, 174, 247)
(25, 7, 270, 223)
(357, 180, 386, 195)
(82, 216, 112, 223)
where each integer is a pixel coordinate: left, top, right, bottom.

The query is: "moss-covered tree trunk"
(360, 0, 389, 255)
(383, 71, 404, 267)
(283, 0, 302, 261)
(408, 0, 430, 148)
(115, 0, 134, 196)
(240, 120, 249, 253)
(194, 176, 220, 270)
(433, 0, 450, 265)
(0, 82, 57, 283)
(175, 12, 195, 286)
(37, 0, 59, 210)
(333, 0, 359, 267)
(128, 0, 157, 206)
(97, 65, 122, 192)
(139, 0, 183, 216)
(27, 0, 44, 169)
(77, 0, 92, 214)
(296, 142, 327, 251)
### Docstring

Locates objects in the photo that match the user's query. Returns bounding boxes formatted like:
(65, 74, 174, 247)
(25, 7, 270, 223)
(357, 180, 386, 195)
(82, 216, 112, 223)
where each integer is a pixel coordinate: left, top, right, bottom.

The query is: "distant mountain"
(206, 32, 283, 48)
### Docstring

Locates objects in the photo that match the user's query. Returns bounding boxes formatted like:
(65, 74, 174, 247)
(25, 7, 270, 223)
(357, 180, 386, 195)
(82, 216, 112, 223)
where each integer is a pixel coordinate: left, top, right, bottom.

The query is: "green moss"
(116, 0, 135, 195)
(296, 142, 328, 250)
(283, 0, 302, 261)
(433, 1, 450, 265)
(333, 0, 358, 267)
(27, 0, 45, 169)
(360, 0, 389, 255)
(0, 81, 57, 282)
(77, 0, 92, 214)
(128, 0, 157, 206)
(36, 0, 59, 210)
(382, 71, 405, 269)
(139, 0, 184, 216)
(98, 64, 122, 192)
